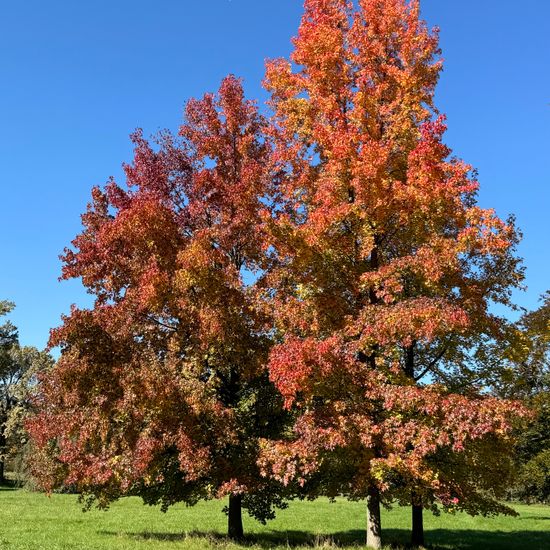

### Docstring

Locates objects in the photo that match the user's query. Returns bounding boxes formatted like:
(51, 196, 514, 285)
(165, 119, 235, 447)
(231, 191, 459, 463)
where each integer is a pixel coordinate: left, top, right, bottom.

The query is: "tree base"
(411, 502, 424, 547)
(228, 494, 244, 540)
(366, 485, 382, 549)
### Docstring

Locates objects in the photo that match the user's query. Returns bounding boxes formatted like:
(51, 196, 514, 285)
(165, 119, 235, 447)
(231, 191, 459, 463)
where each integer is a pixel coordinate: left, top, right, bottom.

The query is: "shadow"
(98, 527, 550, 549)
(99, 530, 316, 547)
(422, 528, 550, 550)
(0, 479, 17, 491)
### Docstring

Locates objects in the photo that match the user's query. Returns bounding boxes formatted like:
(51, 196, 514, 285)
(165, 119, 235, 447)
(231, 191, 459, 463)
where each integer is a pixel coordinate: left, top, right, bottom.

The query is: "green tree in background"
(495, 292, 550, 502)
(514, 293, 550, 503)
(0, 302, 53, 483)
(0, 301, 18, 356)
(0, 300, 18, 482)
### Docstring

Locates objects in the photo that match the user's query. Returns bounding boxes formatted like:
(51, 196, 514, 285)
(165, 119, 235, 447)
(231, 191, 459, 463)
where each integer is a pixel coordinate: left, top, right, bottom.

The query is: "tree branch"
(414, 346, 448, 382)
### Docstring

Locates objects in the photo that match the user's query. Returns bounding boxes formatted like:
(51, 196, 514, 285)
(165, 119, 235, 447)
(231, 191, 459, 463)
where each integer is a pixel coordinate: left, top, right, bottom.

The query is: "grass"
(0, 484, 549, 549)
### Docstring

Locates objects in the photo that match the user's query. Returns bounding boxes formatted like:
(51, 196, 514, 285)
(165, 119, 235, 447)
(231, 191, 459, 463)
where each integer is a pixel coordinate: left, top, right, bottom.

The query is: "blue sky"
(1, 1, 549, 350)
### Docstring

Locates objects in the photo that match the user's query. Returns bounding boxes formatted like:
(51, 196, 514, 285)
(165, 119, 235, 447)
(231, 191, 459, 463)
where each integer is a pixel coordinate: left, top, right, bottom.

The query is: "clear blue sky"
(1, 1, 548, 350)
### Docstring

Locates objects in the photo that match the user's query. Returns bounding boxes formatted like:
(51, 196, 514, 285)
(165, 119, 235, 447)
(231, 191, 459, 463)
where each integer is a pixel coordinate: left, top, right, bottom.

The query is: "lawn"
(0, 485, 549, 549)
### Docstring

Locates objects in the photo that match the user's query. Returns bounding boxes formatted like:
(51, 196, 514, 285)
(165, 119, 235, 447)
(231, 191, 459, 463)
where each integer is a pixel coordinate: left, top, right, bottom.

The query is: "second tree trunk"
(411, 499, 424, 547)
(228, 493, 244, 540)
(366, 485, 382, 549)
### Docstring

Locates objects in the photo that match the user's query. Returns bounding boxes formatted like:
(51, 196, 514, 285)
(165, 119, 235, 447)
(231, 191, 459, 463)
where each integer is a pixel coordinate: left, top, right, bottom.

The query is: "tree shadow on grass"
(0, 479, 17, 491)
(98, 527, 550, 549)
(99, 530, 316, 547)
(336, 528, 550, 549)
(421, 528, 550, 550)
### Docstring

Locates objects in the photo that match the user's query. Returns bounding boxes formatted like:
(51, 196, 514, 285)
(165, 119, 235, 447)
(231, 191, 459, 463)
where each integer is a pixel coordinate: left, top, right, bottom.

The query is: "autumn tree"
(259, 0, 526, 547)
(27, 3, 530, 547)
(28, 76, 288, 539)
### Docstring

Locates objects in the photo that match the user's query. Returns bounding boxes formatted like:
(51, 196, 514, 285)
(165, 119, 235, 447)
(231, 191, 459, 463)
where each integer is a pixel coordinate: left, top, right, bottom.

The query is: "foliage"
(0, 300, 18, 365)
(258, 0, 527, 522)
(27, 76, 289, 527)
(27, 1, 532, 544)
(3, 345, 54, 480)
(518, 449, 550, 504)
(0, 300, 17, 481)
(493, 292, 549, 400)
(0, 302, 53, 484)
(497, 293, 550, 503)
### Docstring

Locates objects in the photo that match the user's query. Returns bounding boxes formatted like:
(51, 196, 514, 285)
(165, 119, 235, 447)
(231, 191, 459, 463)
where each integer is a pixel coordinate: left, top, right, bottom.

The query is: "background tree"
(0, 302, 52, 484)
(2, 345, 53, 484)
(28, 76, 288, 539)
(495, 292, 550, 503)
(260, 0, 526, 547)
(0, 301, 18, 362)
(0, 300, 18, 483)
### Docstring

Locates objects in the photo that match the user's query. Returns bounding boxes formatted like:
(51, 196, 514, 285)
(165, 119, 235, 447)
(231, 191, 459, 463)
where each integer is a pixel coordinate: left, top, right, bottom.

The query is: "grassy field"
(1, 484, 549, 549)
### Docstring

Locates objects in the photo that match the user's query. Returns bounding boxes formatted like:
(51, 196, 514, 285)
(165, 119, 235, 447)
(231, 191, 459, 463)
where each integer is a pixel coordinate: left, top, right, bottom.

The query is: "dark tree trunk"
(363, 238, 383, 550)
(228, 493, 244, 540)
(404, 343, 415, 379)
(0, 428, 5, 484)
(404, 346, 425, 548)
(411, 495, 424, 547)
(366, 485, 382, 549)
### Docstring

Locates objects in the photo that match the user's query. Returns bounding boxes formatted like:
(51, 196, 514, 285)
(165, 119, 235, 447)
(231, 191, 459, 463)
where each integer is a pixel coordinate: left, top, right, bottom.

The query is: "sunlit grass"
(0, 485, 549, 549)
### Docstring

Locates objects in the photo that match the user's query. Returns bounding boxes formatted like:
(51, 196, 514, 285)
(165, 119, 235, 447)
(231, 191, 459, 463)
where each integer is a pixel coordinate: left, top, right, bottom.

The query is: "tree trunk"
(0, 428, 5, 484)
(405, 346, 425, 547)
(411, 499, 424, 547)
(228, 493, 244, 540)
(364, 240, 382, 550)
(366, 485, 382, 549)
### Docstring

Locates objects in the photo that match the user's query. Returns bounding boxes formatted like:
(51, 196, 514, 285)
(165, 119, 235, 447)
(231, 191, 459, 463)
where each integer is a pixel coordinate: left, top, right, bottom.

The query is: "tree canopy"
(258, 1, 526, 546)
(28, 1, 531, 546)
(28, 76, 289, 539)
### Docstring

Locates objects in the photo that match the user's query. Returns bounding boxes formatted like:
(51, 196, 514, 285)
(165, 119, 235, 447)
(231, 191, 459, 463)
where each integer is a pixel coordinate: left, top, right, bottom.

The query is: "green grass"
(0, 485, 549, 549)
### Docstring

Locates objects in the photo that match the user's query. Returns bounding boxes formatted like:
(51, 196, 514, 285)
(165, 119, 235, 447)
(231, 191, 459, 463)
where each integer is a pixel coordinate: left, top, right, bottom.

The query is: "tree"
(28, 76, 288, 539)
(0, 301, 18, 362)
(27, 3, 530, 547)
(259, 0, 526, 547)
(496, 292, 549, 399)
(0, 302, 52, 484)
(2, 345, 53, 484)
(0, 300, 18, 483)
(0, 300, 17, 483)
(496, 293, 550, 502)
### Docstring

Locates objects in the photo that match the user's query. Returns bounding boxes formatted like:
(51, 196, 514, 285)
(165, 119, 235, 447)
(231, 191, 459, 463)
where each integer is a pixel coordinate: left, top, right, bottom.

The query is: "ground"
(0, 485, 549, 549)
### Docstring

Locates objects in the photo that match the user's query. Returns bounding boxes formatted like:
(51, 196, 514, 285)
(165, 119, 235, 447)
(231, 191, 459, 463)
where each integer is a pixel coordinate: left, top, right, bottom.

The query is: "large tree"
(28, 76, 288, 539)
(259, 0, 526, 547)
(28, 3, 530, 547)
